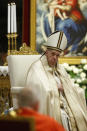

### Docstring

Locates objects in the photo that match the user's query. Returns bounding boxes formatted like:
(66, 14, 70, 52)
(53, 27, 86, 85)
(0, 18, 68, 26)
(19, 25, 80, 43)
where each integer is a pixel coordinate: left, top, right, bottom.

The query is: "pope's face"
(46, 49, 60, 67)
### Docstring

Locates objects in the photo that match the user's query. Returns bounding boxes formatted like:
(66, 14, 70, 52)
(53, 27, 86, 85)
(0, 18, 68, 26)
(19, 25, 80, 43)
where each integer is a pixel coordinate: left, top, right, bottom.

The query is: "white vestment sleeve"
(26, 65, 49, 114)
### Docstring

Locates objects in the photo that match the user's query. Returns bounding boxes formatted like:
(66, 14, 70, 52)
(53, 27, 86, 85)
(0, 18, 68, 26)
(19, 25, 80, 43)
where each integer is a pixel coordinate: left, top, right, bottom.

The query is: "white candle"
(7, 4, 10, 33)
(11, 3, 14, 33)
(13, 3, 17, 33)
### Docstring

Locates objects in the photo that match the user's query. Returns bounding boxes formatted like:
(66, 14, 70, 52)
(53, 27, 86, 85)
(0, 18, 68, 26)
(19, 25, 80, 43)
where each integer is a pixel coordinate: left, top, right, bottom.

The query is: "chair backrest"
(7, 55, 41, 87)
(0, 116, 35, 131)
(7, 55, 41, 109)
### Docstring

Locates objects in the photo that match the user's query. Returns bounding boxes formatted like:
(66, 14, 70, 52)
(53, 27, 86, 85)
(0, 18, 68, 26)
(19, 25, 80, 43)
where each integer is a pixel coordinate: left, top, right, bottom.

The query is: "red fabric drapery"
(22, 0, 30, 46)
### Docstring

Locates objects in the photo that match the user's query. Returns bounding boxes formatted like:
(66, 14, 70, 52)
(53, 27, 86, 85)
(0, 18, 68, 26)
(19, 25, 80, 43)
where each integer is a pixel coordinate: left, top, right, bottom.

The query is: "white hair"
(17, 88, 39, 109)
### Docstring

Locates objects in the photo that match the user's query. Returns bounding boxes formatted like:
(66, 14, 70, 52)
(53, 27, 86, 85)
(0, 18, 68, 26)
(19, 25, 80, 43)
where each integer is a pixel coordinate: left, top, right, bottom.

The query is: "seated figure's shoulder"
(59, 64, 66, 71)
(59, 64, 63, 68)
(58, 64, 70, 77)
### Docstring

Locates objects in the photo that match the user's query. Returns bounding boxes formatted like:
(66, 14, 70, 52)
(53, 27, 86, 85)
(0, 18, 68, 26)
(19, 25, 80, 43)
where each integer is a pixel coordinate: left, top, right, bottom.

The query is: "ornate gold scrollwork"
(19, 43, 38, 55)
(7, 42, 39, 55)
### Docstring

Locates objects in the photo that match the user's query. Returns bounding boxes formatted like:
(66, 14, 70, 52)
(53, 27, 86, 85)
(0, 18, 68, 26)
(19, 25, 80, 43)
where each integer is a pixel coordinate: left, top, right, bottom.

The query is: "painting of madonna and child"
(36, 0, 87, 56)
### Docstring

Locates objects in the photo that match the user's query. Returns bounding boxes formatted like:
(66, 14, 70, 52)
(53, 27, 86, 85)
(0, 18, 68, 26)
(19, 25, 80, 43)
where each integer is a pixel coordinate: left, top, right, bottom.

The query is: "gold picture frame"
(30, 0, 87, 64)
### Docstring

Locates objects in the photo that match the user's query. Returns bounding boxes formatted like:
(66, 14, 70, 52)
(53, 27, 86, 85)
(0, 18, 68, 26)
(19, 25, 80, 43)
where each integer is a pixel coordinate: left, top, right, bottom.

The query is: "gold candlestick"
(14, 33, 18, 51)
(7, 33, 11, 55)
(7, 33, 18, 55)
(11, 33, 14, 51)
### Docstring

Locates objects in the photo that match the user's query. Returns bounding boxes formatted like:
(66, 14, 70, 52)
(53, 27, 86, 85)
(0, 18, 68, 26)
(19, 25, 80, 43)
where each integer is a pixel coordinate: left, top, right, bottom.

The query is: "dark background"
(0, 0, 23, 65)
(0, 0, 23, 53)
